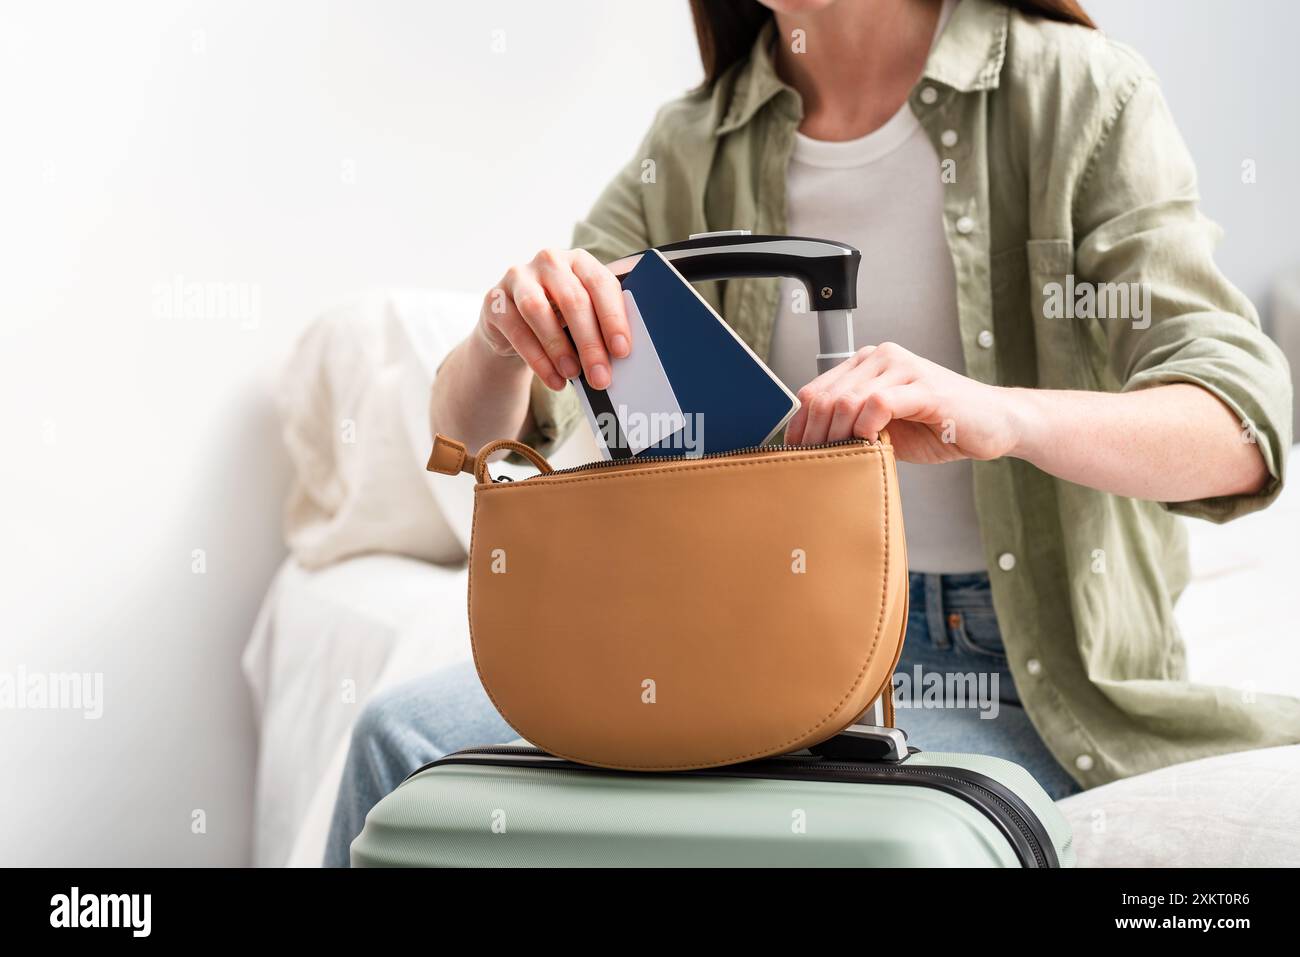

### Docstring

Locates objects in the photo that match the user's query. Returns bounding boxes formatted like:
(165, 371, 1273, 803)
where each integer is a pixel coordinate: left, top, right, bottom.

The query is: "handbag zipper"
(407, 745, 1054, 868)
(504, 436, 875, 482)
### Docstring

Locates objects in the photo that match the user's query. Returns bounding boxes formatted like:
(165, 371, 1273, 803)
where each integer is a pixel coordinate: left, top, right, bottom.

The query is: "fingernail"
(547, 374, 566, 391)
(557, 355, 580, 379)
(590, 363, 610, 390)
(610, 334, 629, 358)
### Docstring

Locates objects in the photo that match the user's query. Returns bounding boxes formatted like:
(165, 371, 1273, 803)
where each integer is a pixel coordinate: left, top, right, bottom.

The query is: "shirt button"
(977, 329, 994, 349)
(955, 215, 975, 235)
(920, 85, 939, 105)
(940, 129, 959, 148)
(997, 552, 1016, 571)
(1075, 754, 1095, 772)
(1025, 658, 1042, 676)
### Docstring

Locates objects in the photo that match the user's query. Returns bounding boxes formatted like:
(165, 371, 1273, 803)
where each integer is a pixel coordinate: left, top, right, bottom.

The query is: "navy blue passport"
(570, 249, 799, 459)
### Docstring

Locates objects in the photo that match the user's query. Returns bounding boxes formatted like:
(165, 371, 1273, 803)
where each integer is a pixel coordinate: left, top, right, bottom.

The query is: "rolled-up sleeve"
(1074, 75, 1292, 523)
(514, 129, 656, 460)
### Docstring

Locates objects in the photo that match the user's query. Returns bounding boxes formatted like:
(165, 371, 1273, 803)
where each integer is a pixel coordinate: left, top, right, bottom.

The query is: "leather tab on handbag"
(431, 432, 908, 772)
(427, 433, 556, 482)
(426, 433, 476, 476)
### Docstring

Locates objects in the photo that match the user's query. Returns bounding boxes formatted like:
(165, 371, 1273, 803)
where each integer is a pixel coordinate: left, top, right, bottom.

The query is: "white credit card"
(573, 289, 686, 459)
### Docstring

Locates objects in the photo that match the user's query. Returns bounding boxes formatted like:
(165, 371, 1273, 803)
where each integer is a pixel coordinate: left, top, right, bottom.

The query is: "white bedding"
(245, 289, 1300, 867)
(1058, 744, 1300, 867)
(242, 554, 471, 867)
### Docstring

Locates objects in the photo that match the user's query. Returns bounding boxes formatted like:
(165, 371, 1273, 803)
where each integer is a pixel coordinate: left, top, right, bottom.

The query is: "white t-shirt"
(767, 0, 985, 573)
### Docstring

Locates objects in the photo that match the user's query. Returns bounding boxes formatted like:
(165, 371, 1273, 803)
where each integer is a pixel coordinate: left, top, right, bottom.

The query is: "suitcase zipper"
(409, 745, 1054, 868)
(805, 762, 1051, 868)
(501, 437, 875, 482)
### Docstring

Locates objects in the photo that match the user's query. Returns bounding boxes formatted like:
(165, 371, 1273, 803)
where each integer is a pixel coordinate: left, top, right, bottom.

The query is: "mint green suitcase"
(351, 741, 1075, 868)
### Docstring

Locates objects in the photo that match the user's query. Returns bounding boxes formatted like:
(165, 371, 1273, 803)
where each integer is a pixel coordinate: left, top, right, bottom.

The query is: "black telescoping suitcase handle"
(608, 230, 860, 311)
(607, 231, 862, 373)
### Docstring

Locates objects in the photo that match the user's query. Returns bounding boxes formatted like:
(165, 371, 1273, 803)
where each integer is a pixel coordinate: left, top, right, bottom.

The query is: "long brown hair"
(688, 0, 1096, 87)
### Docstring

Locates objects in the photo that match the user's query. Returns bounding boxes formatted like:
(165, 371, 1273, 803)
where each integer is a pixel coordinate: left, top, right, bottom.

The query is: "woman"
(325, 0, 1297, 865)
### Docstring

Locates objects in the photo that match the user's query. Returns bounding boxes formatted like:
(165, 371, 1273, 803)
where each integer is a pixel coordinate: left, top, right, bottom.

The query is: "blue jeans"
(890, 573, 1079, 802)
(323, 571, 1079, 866)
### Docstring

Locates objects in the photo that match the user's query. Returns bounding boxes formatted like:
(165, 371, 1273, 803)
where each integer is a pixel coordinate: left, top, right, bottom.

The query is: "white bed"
(243, 554, 470, 867)
(243, 290, 1300, 867)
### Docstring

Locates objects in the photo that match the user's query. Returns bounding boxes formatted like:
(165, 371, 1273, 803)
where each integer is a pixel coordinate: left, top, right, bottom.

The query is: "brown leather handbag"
(427, 431, 908, 772)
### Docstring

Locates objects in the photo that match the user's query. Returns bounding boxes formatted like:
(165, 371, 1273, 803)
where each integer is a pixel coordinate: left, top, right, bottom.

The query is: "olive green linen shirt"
(521, 0, 1297, 787)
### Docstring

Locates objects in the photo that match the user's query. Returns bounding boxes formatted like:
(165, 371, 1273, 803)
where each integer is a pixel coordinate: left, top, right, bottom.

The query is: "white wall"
(2, 0, 1295, 866)
(0, 0, 699, 866)
(1086, 0, 1300, 326)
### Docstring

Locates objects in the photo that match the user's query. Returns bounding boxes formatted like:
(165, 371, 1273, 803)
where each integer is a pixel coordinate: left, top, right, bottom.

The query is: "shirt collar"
(923, 0, 1009, 93)
(715, 19, 790, 136)
(715, 0, 1009, 136)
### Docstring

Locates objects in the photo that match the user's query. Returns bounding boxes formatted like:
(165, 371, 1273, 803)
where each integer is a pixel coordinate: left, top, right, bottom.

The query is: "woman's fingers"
(817, 371, 909, 442)
(486, 248, 633, 394)
(482, 284, 564, 390)
(784, 401, 814, 445)
(572, 249, 631, 359)
(790, 364, 919, 445)
(798, 390, 846, 445)
(787, 388, 835, 445)
(785, 350, 869, 444)
(508, 272, 580, 386)
(853, 383, 932, 439)
(787, 345, 902, 444)
(826, 391, 865, 440)
(535, 250, 611, 389)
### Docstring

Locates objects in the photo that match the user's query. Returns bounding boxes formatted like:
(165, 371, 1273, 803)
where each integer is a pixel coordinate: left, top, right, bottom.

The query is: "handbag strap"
(426, 433, 554, 484)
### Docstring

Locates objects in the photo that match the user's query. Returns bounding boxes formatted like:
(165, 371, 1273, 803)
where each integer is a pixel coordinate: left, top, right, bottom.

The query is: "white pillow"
(1057, 745, 1300, 867)
(278, 289, 479, 569)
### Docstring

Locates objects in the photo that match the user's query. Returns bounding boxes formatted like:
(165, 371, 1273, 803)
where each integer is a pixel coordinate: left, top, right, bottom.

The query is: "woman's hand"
(477, 247, 630, 392)
(783, 342, 1269, 501)
(783, 342, 1018, 464)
